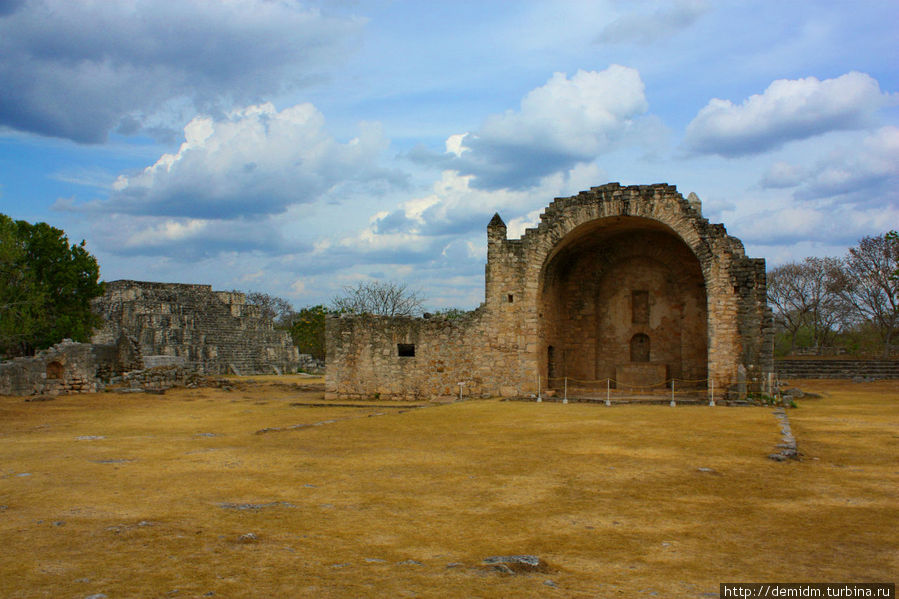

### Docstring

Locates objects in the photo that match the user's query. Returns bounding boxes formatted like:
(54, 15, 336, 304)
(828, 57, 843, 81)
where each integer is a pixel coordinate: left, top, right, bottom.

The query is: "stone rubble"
(769, 407, 799, 461)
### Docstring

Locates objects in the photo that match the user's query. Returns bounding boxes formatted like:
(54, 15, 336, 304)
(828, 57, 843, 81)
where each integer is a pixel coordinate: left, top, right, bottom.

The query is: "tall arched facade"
(326, 183, 774, 400)
(540, 220, 708, 387)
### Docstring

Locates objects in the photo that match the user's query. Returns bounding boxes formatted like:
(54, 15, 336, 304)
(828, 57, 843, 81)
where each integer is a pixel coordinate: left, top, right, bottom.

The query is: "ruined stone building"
(326, 183, 774, 400)
(0, 338, 125, 396)
(92, 280, 299, 376)
(1, 281, 299, 396)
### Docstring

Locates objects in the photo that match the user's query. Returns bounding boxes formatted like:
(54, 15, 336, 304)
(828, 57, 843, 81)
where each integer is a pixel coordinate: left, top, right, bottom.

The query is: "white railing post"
(563, 377, 568, 404)
(537, 375, 542, 402)
(709, 378, 715, 407)
(605, 378, 611, 406)
(670, 379, 676, 407)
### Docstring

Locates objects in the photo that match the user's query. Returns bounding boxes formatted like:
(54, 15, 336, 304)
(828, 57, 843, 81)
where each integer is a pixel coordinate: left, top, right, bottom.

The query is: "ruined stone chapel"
(326, 183, 774, 400)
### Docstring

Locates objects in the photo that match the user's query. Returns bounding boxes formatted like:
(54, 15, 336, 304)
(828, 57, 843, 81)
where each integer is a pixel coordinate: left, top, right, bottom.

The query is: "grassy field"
(1, 377, 896, 598)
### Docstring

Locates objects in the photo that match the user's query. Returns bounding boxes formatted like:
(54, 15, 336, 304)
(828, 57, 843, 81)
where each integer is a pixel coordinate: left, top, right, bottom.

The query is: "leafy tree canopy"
(288, 304, 327, 360)
(0, 214, 105, 357)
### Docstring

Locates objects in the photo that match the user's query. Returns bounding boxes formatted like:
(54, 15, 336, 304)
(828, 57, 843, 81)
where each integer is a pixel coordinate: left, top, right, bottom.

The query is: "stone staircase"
(776, 359, 899, 380)
(92, 281, 299, 375)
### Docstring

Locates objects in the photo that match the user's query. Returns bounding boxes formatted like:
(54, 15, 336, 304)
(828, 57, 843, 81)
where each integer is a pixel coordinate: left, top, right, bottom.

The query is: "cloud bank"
(0, 0, 362, 143)
(98, 103, 399, 219)
(685, 72, 894, 157)
(58, 102, 403, 260)
(764, 126, 899, 204)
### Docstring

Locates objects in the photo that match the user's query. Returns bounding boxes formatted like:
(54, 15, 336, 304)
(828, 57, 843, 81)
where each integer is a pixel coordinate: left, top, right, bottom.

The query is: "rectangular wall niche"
(397, 343, 416, 357)
(632, 290, 649, 324)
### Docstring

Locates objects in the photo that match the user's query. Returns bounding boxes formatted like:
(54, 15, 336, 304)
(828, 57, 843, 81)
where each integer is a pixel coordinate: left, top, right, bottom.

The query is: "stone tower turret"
(487, 212, 507, 245)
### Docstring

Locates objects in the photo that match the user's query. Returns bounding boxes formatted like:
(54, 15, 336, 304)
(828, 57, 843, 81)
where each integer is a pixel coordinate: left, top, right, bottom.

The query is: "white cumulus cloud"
(685, 71, 895, 157)
(0, 0, 363, 143)
(478, 66, 648, 155)
(428, 66, 652, 190)
(102, 102, 400, 219)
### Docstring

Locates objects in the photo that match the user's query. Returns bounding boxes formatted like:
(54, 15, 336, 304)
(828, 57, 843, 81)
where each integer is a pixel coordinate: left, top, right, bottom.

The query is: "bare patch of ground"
(0, 378, 896, 598)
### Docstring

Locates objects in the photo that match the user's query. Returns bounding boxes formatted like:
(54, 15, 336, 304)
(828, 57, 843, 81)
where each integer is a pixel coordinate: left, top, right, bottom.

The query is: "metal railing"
(537, 375, 727, 406)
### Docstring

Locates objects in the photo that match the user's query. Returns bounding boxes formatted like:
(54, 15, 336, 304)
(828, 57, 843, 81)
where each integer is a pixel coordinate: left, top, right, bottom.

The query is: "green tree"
(0, 215, 45, 356)
(0, 215, 105, 356)
(288, 305, 327, 360)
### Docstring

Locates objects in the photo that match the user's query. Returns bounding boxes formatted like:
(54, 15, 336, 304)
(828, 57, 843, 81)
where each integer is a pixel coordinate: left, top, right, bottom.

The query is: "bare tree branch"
(331, 281, 424, 317)
(836, 233, 899, 358)
(768, 257, 851, 354)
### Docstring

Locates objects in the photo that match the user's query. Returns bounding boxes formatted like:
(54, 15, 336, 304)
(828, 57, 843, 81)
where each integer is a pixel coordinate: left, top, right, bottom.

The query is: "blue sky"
(0, 0, 896, 310)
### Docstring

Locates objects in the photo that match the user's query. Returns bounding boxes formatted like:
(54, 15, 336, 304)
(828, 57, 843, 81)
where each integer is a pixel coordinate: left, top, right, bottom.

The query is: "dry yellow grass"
(1, 377, 896, 598)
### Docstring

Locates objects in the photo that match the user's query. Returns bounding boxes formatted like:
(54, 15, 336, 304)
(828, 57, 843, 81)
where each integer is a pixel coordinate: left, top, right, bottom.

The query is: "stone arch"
(325, 182, 772, 401)
(630, 334, 650, 362)
(537, 216, 708, 387)
(476, 183, 766, 395)
(526, 190, 713, 286)
(46, 361, 65, 380)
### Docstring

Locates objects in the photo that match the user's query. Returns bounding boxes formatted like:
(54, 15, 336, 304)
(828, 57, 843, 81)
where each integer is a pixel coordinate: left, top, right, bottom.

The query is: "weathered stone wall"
(326, 183, 774, 399)
(116, 365, 205, 390)
(325, 309, 522, 400)
(297, 354, 326, 375)
(92, 280, 299, 376)
(0, 334, 148, 396)
(541, 228, 708, 384)
(0, 340, 104, 395)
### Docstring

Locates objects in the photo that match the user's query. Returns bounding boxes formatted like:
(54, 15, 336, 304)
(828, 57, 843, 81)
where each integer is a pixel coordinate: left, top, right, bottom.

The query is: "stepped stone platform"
(92, 280, 299, 376)
(776, 359, 899, 380)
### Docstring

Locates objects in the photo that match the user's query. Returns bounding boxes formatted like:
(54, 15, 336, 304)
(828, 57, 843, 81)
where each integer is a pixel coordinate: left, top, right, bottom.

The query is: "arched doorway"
(630, 333, 650, 362)
(46, 361, 64, 380)
(539, 217, 707, 388)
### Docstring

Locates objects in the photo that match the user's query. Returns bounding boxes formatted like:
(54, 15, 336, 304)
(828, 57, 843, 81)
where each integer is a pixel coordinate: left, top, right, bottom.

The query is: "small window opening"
(507, 294, 514, 303)
(397, 343, 416, 357)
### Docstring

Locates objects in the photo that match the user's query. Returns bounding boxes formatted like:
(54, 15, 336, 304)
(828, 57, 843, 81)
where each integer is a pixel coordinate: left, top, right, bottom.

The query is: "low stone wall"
(113, 365, 204, 390)
(297, 354, 325, 375)
(325, 310, 521, 400)
(776, 359, 899, 380)
(0, 340, 103, 396)
(1, 331, 301, 397)
(788, 347, 849, 356)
